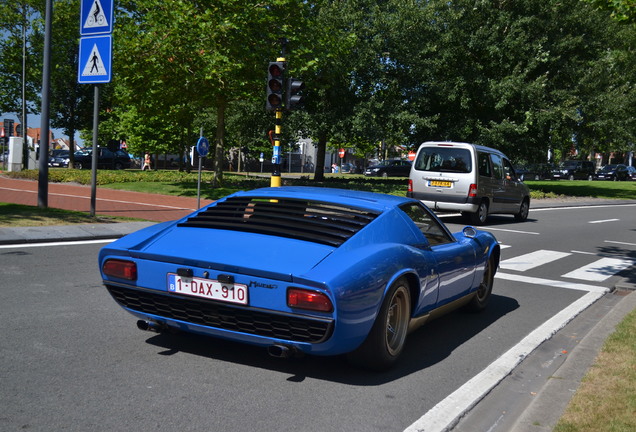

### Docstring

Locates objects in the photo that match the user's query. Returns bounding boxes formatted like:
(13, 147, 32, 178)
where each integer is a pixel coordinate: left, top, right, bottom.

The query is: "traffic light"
(266, 61, 285, 111)
(285, 78, 304, 111)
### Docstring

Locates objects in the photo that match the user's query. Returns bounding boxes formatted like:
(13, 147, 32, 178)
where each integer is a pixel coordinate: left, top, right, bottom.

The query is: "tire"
(76, 162, 84, 170)
(568, 174, 574, 180)
(514, 198, 530, 222)
(347, 278, 411, 371)
(465, 255, 495, 312)
(114, 162, 123, 170)
(381, 171, 389, 178)
(467, 200, 488, 225)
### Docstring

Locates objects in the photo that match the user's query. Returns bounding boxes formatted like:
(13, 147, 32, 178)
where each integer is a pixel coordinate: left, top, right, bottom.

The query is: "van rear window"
(413, 147, 472, 173)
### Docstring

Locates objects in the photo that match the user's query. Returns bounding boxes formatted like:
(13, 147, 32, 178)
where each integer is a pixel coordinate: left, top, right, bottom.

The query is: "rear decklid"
(121, 194, 381, 280)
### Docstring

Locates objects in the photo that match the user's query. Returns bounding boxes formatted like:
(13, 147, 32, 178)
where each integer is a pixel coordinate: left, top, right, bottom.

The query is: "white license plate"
(167, 274, 248, 305)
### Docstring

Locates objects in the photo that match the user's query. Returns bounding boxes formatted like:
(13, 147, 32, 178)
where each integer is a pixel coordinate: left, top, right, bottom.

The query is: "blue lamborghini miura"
(99, 187, 500, 370)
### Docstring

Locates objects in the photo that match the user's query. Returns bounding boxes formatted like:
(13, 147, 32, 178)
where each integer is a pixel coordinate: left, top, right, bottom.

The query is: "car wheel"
(76, 162, 83, 170)
(381, 171, 389, 178)
(467, 201, 488, 225)
(587, 174, 593, 181)
(115, 162, 123, 170)
(534, 174, 540, 181)
(347, 277, 411, 371)
(465, 255, 495, 312)
(568, 174, 574, 180)
(514, 198, 530, 222)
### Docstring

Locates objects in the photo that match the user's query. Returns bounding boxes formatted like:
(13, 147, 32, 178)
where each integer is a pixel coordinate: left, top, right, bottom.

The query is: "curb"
(0, 221, 156, 245)
(510, 289, 636, 431)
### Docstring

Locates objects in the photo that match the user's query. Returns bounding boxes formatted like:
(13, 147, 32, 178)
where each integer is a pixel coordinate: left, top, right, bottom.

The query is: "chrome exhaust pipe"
(136, 320, 166, 333)
(267, 344, 296, 359)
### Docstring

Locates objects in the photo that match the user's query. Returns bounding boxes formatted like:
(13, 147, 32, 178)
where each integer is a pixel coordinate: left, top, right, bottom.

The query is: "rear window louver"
(177, 196, 380, 247)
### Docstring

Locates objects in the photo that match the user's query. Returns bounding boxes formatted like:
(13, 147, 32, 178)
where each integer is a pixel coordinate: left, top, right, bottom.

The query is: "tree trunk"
(213, 96, 227, 187)
(313, 129, 327, 182)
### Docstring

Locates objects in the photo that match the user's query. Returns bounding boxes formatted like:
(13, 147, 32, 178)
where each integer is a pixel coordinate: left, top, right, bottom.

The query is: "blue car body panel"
(99, 187, 499, 356)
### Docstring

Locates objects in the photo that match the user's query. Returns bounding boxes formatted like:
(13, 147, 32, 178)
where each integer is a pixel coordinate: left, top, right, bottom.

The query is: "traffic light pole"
(271, 108, 282, 187)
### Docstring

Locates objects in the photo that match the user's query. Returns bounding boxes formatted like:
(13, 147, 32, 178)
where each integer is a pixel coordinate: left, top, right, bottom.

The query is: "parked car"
(49, 150, 70, 167)
(516, 163, 554, 181)
(408, 141, 530, 225)
(74, 147, 131, 170)
(626, 166, 636, 181)
(551, 160, 595, 180)
(364, 160, 412, 177)
(99, 187, 500, 371)
(594, 164, 630, 181)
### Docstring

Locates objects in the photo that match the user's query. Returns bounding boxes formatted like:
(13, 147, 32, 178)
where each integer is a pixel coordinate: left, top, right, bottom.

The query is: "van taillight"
(103, 259, 137, 280)
(408, 179, 413, 193)
(468, 184, 478, 197)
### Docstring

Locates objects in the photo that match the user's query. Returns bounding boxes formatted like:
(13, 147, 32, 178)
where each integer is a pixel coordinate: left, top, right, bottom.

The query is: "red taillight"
(468, 183, 478, 198)
(408, 179, 413, 193)
(287, 288, 333, 313)
(103, 259, 137, 280)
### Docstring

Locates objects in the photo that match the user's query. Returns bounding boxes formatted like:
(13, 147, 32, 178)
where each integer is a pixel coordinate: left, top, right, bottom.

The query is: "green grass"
(525, 179, 636, 200)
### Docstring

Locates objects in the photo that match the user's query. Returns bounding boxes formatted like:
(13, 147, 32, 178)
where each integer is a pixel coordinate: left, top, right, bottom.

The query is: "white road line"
(0, 239, 115, 249)
(562, 257, 635, 282)
(589, 219, 619, 224)
(479, 227, 540, 235)
(530, 203, 636, 212)
(404, 289, 607, 432)
(500, 250, 571, 272)
(0, 187, 197, 211)
(605, 240, 636, 247)
(495, 272, 608, 293)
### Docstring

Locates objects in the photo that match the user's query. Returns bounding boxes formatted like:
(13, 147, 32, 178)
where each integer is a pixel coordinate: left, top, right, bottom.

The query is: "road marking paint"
(530, 203, 636, 212)
(500, 250, 571, 272)
(562, 257, 635, 282)
(404, 289, 607, 432)
(605, 240, 636, 247)
(495, 272, 608, 293)
(479, 227, 540, 235)
(0, 239, 115, 249)
(589, 219, 619, 224)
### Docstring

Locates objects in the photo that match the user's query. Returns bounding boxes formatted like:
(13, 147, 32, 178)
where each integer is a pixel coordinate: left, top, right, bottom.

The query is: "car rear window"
(177, 196, 380, 247)
(413, 147, 472, 173)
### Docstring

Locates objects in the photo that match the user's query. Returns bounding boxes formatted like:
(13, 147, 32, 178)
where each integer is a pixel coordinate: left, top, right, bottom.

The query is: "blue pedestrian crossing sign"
(80, 0, 113, 35)
(78, 35, 112, 84)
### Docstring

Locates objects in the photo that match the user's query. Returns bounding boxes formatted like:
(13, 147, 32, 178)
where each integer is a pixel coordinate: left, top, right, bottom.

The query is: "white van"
(407, 141, 530, 225)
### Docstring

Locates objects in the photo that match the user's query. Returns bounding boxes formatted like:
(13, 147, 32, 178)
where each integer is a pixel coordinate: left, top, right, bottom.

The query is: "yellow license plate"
(430, 180, 452, 187)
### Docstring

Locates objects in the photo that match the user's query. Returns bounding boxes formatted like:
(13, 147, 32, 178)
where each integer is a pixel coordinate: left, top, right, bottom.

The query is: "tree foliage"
(2, 0, 635, 176)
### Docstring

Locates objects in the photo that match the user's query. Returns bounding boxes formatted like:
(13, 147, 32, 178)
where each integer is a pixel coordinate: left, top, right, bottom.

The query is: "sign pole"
(90, 85, 99, 217)
(195, 132, 210, 210)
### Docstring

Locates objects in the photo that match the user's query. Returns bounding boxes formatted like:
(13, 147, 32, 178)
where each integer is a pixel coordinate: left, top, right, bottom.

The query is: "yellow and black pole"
(271, 106, 283, 187)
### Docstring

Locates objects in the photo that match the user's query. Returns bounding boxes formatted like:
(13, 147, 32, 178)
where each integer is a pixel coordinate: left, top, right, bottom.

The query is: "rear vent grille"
(177, 196, 380, 247)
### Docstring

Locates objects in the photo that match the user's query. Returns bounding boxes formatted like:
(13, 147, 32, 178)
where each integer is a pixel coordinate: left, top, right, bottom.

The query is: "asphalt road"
(1, 202, 634, 432)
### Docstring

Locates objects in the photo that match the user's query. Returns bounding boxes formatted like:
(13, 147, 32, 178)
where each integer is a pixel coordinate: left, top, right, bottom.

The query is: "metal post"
(90, 85, 99, 217)
(37, 0, 53, 208)
(197, 127, 203, 209)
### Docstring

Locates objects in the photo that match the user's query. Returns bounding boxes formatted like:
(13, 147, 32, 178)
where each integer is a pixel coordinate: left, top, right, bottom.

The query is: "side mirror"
(463, 226, 477, 238)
